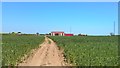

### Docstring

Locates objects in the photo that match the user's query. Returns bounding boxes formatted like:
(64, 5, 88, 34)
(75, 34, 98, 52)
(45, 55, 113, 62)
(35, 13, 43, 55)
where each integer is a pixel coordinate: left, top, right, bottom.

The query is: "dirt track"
(18, 36, 66, 66)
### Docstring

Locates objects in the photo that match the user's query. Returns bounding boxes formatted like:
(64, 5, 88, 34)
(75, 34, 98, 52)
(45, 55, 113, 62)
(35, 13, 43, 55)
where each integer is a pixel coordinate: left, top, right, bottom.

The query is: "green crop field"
(2, 34, 44, 66)
(49, 36, 119, 66)
(1, 34, 119, 66)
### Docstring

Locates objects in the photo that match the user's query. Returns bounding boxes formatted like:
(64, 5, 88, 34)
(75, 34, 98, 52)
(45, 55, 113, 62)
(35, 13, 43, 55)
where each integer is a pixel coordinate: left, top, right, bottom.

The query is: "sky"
(1, 0, 120, 2)
(2, 2, 118, 35)
(0, 2, 2, 33)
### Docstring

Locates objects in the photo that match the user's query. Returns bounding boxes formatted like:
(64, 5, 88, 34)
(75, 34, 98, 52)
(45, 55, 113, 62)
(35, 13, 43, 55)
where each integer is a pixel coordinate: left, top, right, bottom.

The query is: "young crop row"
(49, 36, 119, 66)
(2, 34, 44, 66)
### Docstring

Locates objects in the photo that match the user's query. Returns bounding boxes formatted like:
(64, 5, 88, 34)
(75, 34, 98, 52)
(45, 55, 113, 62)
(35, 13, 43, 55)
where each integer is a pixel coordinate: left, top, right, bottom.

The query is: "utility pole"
(70, 27, 71, 34)
(114, 21, 115, 35)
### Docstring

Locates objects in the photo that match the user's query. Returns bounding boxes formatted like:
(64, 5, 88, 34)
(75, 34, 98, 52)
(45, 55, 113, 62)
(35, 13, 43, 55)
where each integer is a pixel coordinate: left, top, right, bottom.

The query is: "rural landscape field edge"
(0, 1, 2, 68)
(118, 1, 120, 66)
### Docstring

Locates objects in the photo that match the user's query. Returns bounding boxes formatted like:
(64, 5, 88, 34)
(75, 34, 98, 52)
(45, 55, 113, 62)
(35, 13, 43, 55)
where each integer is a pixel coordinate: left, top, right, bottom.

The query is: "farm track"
(18, 36, 67, 66)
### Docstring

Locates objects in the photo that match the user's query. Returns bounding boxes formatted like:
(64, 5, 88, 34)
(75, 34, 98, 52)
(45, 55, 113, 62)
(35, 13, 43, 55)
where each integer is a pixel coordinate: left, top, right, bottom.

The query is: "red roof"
(51, 31, 64, 33)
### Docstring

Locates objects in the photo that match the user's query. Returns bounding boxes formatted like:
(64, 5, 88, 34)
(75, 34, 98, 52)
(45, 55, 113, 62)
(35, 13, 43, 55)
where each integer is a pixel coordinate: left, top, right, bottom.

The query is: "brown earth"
(18, 36, 67, 66)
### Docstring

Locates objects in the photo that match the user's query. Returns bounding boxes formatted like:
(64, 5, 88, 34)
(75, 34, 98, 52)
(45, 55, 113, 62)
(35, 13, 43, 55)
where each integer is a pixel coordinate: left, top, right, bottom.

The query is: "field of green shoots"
(2, 34, 44, 66)
(50, 36, 119, 66)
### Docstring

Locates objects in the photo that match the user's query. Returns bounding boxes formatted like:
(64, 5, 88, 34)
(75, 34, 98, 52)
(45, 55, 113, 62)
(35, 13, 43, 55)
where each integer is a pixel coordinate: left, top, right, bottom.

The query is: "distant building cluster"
(78, 34, 87, 36)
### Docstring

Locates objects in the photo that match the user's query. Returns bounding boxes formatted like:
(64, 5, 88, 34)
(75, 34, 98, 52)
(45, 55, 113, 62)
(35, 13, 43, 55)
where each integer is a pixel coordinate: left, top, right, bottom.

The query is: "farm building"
(51, 31, 74, 36)
(65, 34, 74, 36)
(51, 31, 65, 36)
(78, 34, 87, 36)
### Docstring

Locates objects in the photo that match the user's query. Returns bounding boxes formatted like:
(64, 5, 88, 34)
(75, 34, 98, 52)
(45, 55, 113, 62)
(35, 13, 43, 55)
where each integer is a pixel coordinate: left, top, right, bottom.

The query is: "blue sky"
(0, 2, 2, 33)
(2, 2, 118, 35)
(1, 0, 120, 2)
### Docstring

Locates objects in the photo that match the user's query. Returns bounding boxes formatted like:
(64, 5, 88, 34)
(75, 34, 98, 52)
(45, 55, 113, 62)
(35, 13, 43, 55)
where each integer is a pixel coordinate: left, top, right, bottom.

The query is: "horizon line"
(1, 32, 119, 35)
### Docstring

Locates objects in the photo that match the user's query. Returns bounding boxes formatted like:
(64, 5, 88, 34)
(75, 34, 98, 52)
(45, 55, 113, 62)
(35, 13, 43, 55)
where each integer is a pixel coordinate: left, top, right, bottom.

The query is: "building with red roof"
(51, 31, 73, 36)
(65, 34, 74, 36)
(51, 31, 65, 36)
